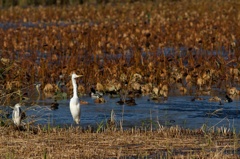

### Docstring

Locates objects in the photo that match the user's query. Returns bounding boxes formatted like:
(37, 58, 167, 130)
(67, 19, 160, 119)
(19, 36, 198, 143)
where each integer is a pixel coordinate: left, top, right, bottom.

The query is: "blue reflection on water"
(6, 94, 238, 132)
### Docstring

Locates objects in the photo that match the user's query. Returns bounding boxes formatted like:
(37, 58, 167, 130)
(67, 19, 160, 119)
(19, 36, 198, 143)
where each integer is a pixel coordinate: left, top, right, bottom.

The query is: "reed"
(1, 124, 239, 158)
(0, 1, 238, 95)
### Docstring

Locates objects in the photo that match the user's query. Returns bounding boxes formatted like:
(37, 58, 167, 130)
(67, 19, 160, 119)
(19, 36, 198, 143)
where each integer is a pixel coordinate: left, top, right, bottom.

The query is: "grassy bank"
(1, 125, 239, 158)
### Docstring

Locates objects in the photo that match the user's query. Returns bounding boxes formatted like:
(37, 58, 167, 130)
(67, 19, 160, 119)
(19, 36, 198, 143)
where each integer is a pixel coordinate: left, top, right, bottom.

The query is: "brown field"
(0, 126, 239, 158)
(0, 0, 239, 100)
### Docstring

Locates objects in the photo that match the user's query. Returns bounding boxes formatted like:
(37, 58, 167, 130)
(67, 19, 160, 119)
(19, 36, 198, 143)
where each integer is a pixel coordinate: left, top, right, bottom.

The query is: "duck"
(94, 97, 106, 104)
(116, 98, 137, 106)
(108, 90, 119, 98)
(80, 100, 89, 105)
(125, 97, 137, 106)
(128, 89, 142, 98)
(225, 95, 233, 103)
(50, 100, 59, 110)
(191, 96, 204, 101)
(90, 87, 103, 98)
(116, 98, 124, 105)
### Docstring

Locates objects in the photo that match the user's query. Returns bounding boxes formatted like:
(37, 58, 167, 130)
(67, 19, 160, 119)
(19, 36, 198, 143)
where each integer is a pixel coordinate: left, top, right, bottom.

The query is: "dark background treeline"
(0, 0, 161, 7)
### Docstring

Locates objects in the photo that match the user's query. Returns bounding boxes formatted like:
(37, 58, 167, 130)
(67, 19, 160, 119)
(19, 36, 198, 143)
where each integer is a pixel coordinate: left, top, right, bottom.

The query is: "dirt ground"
(0, 126, 239, 159)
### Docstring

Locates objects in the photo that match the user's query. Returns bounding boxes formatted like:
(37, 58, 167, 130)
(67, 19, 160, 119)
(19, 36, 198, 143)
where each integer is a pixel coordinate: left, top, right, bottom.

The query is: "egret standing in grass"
(12, 103, 22, 127)
(70, 73, 83, 124)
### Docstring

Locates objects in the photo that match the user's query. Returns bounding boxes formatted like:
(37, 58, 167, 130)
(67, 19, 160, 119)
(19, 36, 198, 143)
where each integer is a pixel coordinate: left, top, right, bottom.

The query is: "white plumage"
(12, 103, 22, 126)
(70, 73, 83, 124)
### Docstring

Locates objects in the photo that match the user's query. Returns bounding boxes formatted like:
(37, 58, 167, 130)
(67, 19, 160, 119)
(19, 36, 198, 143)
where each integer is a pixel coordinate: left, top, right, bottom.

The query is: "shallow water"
(7, 93, 239, 132)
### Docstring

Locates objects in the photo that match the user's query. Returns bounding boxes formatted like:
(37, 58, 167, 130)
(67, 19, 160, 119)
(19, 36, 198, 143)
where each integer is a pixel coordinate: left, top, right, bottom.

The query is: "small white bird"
(12, 103, 22, 127)
(70, 73, 83, 124)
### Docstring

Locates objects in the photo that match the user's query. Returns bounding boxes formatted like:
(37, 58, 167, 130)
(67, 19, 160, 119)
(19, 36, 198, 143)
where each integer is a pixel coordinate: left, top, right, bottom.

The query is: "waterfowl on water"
(116, 98, 124, 105)
(149, 95, 167, 103)
(107, 90, 119, 98)
(70, 73, 83, 124)
(225, 95, 233, 103)
(94, 97, 106, 103)
(128, 89, 142, 98)
(12, 103, 22, 127)
(125, 97, 137, 106)
(90, 87, 103, 98)
(116, 97, 137, 106)
(191, 96, 204, 101)
(51, 100, 59, 110)
(80, 100, 88, 105)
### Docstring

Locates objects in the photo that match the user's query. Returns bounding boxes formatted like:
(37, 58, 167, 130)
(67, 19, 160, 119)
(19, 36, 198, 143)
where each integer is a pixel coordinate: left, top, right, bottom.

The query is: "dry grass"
(0, 126, 239, 158)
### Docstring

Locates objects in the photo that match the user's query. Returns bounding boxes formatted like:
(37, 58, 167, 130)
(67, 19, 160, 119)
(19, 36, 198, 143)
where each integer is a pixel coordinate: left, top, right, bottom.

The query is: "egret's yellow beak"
(76, 75, 83, 78)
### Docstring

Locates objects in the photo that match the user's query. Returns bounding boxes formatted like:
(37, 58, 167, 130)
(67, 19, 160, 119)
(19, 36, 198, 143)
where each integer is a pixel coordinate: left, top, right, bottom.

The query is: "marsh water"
(3, 89, 239, 132)
(0, 22, 239, 132)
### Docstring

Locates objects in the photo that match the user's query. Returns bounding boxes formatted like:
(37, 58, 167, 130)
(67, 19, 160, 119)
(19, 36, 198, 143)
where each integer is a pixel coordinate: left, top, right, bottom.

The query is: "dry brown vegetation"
(0, 0, 240, 100)
(0, 126, 239, 158)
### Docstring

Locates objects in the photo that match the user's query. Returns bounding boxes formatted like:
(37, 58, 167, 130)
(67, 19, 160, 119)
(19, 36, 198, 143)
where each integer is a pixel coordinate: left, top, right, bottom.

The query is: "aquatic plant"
(0, 0, 239, 99)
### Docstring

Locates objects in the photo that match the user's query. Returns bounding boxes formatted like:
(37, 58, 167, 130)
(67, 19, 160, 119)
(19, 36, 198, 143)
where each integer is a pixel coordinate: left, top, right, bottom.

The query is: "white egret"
(70, 73, 83, 124)
(12, 103, 22, 127)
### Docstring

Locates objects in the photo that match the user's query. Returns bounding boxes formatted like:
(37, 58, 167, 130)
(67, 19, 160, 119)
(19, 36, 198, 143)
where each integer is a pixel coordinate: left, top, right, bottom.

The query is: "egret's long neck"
(72, 78, 78, 98)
